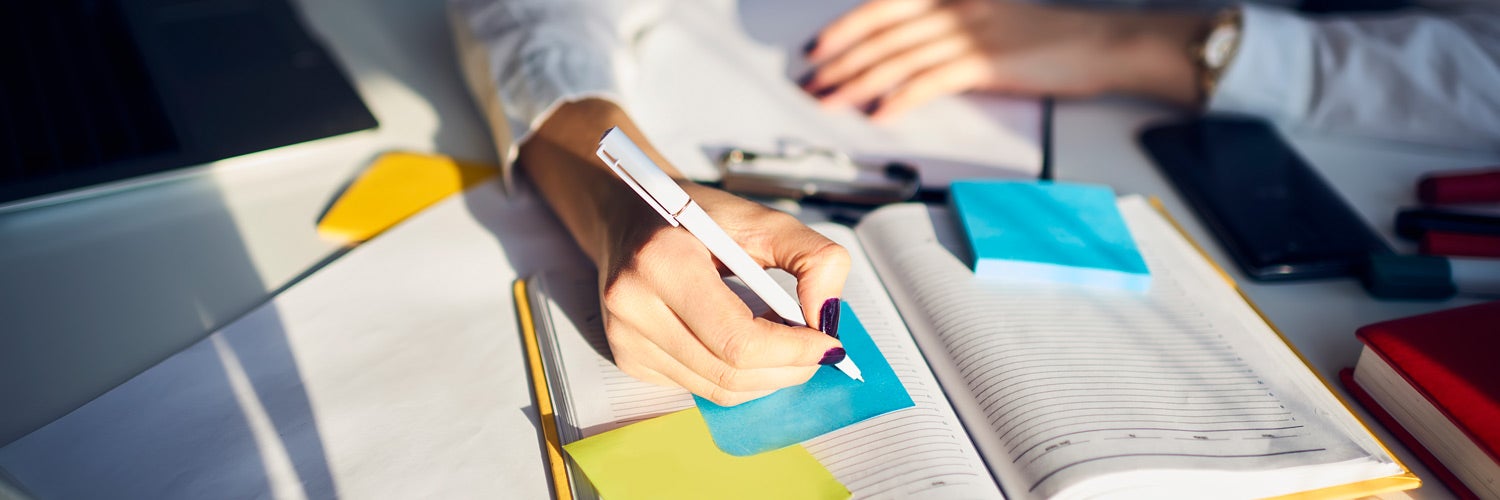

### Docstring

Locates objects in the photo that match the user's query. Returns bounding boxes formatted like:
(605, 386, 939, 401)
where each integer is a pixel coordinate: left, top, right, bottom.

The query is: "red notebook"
(1343, 300, 1500, 500)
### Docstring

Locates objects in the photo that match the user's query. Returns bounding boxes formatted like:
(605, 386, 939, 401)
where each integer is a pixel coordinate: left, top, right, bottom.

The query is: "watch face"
(1204, 25, 1240, 68)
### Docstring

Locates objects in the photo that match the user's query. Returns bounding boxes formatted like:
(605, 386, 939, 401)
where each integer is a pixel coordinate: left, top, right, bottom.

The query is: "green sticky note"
(563, 409, 849, 500)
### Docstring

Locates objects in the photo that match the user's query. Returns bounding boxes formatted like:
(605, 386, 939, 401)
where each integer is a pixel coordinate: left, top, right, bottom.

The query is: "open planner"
(518, 196, 1417, 499)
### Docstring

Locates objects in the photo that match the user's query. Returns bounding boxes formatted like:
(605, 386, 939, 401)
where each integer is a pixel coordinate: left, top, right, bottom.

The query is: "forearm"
(518, 98, 681, 266)
(1211, 3, 1500, 148)
(1103, 10, 1212, 107)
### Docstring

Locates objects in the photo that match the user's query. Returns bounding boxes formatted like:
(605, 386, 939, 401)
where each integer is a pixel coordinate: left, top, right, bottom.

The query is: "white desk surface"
(0, 0, 499, 449)
(1, 0, 1495, 497)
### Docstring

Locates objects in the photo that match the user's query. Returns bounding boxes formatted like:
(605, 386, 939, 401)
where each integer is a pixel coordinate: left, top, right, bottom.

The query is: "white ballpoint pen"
(596, 127, 864, 382)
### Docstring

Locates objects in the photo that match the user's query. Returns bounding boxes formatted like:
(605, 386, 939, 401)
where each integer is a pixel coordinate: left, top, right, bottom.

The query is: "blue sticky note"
(949, 180, 1151, 291)
(695, 302, 914, 456)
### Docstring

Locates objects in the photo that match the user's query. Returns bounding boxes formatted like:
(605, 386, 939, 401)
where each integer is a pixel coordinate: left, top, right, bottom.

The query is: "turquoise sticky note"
(949, 180, 1151, 291)
(695, 303, 914, 456)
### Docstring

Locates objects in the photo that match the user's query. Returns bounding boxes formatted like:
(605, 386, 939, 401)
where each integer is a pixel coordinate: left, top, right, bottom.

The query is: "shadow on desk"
(457, 174, 597, 480)
(0, 181, 339, 499)
(1, 305, 340, 499)
(0, 0, 516, 497)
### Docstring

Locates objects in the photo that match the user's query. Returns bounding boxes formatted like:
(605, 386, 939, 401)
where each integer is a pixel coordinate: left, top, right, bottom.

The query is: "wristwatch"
(1195, 7, 1243, 102)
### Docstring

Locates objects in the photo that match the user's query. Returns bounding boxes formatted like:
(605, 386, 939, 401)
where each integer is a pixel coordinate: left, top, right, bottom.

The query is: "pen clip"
(596, 131, 680, 227)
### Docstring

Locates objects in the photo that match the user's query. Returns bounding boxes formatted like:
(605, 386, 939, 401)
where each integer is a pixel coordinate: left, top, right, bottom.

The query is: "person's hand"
(800, 0, 1208, 120)
(597, 182, 850, 406)
(519, 99, 850, 407)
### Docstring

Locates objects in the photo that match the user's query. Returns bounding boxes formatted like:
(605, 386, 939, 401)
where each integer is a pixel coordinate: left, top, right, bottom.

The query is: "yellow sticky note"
(563, 409, 849, 500)
(316, 151, 496, 244)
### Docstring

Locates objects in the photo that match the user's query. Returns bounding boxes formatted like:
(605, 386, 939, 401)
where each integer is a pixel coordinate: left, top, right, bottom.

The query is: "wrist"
(523, 98, 672, 265)
(1104, 11, 1212, 107)
(1195, 7, 1245, 106)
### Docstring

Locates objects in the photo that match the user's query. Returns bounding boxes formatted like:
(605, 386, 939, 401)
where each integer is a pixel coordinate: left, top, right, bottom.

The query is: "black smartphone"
(1139, 116, 1390, 281)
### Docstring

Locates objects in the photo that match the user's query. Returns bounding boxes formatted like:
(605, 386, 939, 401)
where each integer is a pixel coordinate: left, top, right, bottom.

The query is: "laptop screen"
(0, 0, 377, 207)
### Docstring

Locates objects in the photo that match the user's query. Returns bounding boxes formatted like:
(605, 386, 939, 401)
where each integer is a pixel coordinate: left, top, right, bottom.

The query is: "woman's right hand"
(520, 99, 851, 406)
(596, 180, 851, 406)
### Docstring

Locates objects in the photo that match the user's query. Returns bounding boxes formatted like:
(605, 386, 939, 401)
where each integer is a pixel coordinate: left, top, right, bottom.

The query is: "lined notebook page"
(533, 224, 1001, 499)
(855, 197, 1399, 499)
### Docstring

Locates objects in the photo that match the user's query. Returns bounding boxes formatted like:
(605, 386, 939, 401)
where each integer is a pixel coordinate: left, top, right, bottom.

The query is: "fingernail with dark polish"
(796, 72, 815, 89)
(802, 38, 819, 56)
(820, 298, 842, 339)
(819, 347, 846, 365)
(814, 85, 839, 99)
(861, 98, 882, 115)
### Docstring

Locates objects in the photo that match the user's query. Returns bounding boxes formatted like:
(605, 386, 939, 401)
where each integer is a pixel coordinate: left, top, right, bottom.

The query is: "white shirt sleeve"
(1209, 1, 1500, 151)
(448, 0, 667, 187)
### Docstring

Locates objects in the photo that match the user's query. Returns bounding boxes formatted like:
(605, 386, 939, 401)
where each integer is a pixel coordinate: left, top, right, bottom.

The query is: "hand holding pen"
(591, 125, 864, 390)
(598, 127, 863, 383)
(523, 103, 856, 406)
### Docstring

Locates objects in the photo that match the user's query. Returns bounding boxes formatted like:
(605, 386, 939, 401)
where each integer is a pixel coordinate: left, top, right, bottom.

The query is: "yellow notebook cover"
(514, 279, 573, 500)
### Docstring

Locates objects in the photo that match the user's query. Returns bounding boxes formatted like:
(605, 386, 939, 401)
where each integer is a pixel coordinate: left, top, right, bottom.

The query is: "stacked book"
(1342, 301, 1500, 499)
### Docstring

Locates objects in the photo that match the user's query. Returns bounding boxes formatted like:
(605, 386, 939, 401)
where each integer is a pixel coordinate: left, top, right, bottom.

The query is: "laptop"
(0, 0, 378, 209)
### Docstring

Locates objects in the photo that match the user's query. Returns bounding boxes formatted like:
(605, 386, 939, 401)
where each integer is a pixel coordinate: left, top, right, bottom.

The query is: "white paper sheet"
(628, 0, 1044, 188)
(0, 184, 580, 499)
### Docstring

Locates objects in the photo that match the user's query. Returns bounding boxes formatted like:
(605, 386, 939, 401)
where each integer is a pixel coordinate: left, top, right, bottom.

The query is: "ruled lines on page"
(804, 226, 999, 498)
(534, 221, 1004, 499)
(592, 330, 696, 427)
(855, 198, 1384, 499)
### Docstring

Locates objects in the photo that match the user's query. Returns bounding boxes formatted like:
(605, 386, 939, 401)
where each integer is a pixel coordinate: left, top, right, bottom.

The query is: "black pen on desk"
(1363, 254, 1500, 299)
(1396, 208, 1500, 240)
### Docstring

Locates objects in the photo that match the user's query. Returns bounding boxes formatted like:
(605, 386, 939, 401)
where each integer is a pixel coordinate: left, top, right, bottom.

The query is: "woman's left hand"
(800, 0, 1207, 120)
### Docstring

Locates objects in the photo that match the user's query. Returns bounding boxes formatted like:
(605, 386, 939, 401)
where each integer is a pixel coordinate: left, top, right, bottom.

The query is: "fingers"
(803, 9, 963, 101)
(868, 55, 990, 120)
(609, 311, 818, 405)
(739, 215, 852, 332)
(808, 0, 943, 64)
(607, 343, 675, 387)
(787, 242, 850, 334)
(803, 0, 987, 117)
(813, 33, 974, 110)
(805, 0, 1131, 117)
(649, 236, 841, 369)
(600, 221, 841, 407)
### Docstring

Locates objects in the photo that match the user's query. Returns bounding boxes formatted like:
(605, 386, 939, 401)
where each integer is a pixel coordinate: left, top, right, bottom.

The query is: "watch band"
(1194, 6, 1244, 104)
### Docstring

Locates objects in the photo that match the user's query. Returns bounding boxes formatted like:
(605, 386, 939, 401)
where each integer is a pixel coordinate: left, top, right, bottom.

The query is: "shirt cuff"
(1207, 3, 1317, 124)
(449, 0, 629, 191)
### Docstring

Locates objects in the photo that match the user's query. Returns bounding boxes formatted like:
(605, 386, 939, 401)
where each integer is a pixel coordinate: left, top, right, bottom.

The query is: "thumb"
(761, 223, 852, 333)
